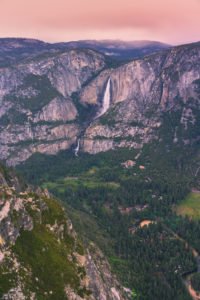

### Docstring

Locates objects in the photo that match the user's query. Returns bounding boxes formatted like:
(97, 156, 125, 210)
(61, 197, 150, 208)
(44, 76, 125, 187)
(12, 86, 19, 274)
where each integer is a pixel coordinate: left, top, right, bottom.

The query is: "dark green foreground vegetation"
(17, 133, 200, 300)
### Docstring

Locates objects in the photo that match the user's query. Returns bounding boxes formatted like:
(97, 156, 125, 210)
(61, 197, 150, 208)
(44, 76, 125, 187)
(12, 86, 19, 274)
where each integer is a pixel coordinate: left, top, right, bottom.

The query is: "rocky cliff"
(81, 42, 200, 154)
(0, 47, 105, 165)
(0, 40, 199, 165)
(0, 164, 130, 300)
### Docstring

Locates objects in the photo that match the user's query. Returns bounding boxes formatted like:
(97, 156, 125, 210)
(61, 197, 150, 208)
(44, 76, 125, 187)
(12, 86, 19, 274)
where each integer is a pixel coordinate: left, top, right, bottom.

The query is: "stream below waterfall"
(74, 139, 80, 157)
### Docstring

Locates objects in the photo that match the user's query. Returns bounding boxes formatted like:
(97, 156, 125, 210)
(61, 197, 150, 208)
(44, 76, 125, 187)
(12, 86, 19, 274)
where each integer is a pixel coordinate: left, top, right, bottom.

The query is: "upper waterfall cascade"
(95, 78, 111, 119)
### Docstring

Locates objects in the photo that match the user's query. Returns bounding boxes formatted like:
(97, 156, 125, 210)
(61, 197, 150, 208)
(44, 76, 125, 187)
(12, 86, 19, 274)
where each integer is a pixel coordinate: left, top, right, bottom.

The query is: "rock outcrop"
(85, 243, 130, 300)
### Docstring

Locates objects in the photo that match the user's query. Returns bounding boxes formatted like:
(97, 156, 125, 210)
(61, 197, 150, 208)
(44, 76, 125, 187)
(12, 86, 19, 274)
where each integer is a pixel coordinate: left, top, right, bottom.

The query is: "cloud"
(0, 0, 200, 44)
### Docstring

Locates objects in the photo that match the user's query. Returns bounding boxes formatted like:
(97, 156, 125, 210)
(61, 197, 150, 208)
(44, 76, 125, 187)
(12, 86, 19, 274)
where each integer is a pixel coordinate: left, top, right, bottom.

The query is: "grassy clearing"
(43, 177, 120, 195)
(176, 192, 200, 220)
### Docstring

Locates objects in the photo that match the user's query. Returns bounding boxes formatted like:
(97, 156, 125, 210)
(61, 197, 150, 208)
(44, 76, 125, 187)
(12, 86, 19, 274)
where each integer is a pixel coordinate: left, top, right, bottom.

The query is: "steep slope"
(0, 48, 105, 165)
(0, 165, 89, 299)
(0, 164, 130, 300)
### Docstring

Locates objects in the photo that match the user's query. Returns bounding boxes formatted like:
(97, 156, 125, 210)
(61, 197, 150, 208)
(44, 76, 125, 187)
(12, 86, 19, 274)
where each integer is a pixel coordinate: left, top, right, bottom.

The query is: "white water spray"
(74, 139, 80, 157)
(95, 78, 111, 119)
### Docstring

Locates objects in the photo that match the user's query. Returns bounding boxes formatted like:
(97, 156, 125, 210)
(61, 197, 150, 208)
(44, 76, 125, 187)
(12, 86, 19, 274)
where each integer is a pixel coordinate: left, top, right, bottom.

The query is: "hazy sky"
(1, 0, 200, 44)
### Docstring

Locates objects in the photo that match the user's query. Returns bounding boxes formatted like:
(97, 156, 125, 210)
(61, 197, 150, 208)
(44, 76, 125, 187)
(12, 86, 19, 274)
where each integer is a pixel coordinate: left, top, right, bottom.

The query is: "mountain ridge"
(0, 37, 170, 67)
(0, 40, 199, 165)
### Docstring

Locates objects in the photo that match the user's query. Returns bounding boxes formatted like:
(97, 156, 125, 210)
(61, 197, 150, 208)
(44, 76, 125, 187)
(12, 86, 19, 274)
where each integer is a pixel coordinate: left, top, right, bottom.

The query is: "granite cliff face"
(0, 40, 200, 164)
(0, 48, 105, 165)
(81, 42, 200, 154)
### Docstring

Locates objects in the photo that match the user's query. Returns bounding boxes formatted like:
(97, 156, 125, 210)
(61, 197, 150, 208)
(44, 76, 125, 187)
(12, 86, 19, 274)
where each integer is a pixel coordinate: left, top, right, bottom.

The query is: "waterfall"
(95, 78, 111, 119)
(74, 78, 111, 156)
(74, 139, 80, 157)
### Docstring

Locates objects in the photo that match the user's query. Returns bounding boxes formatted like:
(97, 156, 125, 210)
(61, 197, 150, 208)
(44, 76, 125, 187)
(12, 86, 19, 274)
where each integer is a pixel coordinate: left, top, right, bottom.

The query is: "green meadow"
(176, 192, 200, 220)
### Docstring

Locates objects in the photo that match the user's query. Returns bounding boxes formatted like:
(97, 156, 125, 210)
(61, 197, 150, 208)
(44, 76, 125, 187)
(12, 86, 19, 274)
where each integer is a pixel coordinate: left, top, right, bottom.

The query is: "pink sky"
(0, 0, 200, 44)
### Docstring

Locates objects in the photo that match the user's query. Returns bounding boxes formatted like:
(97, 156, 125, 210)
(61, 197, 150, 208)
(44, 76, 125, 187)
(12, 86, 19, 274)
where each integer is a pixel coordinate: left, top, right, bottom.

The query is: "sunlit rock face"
(82, 42, 200, 154)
